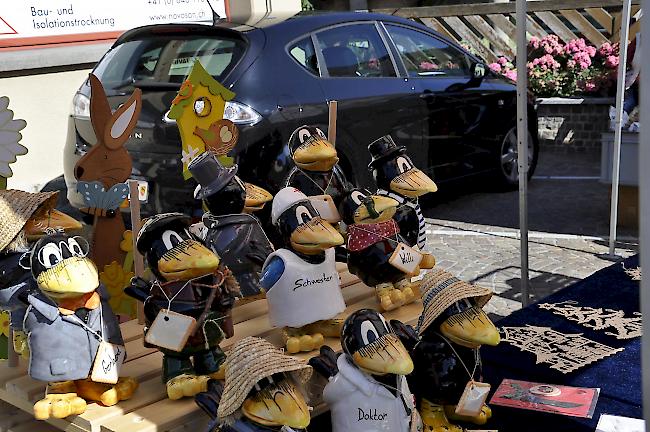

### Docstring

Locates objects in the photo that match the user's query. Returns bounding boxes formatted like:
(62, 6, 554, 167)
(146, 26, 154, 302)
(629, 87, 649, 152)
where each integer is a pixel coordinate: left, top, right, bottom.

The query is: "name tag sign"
(309, 195, 341, 223)
(389, 243, 423, 274)
(91, 341, 126, 384)
(145, 310, 197, 352)
(455, 380, 491, 417)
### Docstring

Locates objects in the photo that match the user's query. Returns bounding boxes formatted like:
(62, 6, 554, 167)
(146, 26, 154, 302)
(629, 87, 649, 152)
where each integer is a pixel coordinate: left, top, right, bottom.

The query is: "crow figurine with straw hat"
(125, 212, 240, 400)
(391, 269, 500, 431)
(195, 336, 313, 431)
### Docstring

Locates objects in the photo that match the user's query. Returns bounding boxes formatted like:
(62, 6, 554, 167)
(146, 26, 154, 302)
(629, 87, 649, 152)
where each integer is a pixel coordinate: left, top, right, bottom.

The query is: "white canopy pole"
(608, 0, 633, 258)
(516, 0, 530, 306)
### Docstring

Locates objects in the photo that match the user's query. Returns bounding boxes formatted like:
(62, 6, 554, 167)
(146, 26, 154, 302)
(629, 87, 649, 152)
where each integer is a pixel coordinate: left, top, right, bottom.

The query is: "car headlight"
(71, 92, 90, 119)
(223, 101, 262, 125)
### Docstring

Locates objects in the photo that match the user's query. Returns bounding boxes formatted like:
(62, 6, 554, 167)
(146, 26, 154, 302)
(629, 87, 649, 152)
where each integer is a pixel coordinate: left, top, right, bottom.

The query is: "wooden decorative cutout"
(538, 301, 642, 340)
(623, 264, 642, 281)
(500, 325, 624, 374)
(0, 96, 28, 189)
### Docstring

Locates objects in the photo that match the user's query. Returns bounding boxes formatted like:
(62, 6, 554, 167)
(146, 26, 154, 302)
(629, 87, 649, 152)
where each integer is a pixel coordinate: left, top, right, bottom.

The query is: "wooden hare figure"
(74, 74, 141, 269)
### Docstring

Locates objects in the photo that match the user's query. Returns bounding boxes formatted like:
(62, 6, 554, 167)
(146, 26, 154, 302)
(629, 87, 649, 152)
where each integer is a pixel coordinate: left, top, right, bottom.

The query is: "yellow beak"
(244, 182, 273, 213)
(390, 168, 438, 198)
(293, 138, 339, 172)
(36, 257, 99, 299)
(353, 195, 399, 224)
(352, 333, 414, 376)
(290, 217, 344, 254)
(439, 306, 500, 349)
(158, 239, 220, 281)
(242, 380, 311, 429)
(25, 209, 82, 240)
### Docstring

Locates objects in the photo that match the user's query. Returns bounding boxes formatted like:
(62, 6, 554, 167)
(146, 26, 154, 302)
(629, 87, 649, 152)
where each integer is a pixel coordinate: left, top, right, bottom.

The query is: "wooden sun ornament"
(0, 97, 28, 190)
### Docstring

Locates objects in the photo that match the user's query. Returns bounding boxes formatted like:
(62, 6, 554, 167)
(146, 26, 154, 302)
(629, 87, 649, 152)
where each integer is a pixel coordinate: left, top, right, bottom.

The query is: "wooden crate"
(0, 265, 424, 432)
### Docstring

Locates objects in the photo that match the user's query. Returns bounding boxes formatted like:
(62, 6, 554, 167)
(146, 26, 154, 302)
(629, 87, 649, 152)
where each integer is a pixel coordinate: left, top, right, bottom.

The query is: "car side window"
(315, 24, 396, 78)
(289, 37, 319, 76)
(385, 24, 471, 78)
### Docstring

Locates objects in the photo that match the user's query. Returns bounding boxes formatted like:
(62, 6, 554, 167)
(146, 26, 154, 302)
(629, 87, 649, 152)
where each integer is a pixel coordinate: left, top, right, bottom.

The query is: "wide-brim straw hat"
(218, 336, 312, 422)
(417, 268, 493, 334)
(0, 190, 57, 251)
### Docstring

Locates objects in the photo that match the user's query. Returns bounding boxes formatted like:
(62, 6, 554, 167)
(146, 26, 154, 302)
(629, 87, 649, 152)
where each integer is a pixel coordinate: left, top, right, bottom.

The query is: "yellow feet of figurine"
(75, 377, 138, 406)
(304, 318, 344, 338)
(420, 399, 463, 432)
(34, 381, 86, 420)
(209, 363, 226, 381)
(12, 330, 29, 360)
(420, 252, 436, 269)
(166, 374, 211, 400)
(445, 403, 492, 425)
(376, 283, 405, 311)
(395, 278, 419, 305)
(285, 332, 325, 354)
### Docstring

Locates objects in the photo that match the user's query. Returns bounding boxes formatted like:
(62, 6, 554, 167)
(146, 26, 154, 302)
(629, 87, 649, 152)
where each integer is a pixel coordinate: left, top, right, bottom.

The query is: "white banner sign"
(0, 0, 225, 46)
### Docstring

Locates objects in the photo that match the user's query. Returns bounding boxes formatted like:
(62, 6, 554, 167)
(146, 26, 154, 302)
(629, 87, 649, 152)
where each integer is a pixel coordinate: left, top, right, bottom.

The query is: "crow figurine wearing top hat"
(391, 269, 500, 432)
(20, 232, 137, 420)
(188, 152, 274, 300)
(338, 188, 423, 311)
(368, 135, 437, 259)
(195, 336, 312, 432)
(0, 190, 82, 359)
(310, 309, 421, 432)
(260, 187, 346, 354)
(125, 213, 240, 400)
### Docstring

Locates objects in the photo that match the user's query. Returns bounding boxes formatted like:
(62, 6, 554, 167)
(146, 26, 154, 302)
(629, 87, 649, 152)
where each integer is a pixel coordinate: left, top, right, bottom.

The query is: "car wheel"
(495, 125, 538, 188)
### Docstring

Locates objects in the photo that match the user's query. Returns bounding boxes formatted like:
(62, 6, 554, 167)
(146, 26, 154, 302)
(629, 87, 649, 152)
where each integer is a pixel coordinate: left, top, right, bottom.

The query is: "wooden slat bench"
(0, 264, 425, 432)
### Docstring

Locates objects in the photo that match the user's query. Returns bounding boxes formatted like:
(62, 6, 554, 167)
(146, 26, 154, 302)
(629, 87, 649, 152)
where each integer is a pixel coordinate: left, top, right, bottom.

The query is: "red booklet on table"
(490, 379, 600, 419)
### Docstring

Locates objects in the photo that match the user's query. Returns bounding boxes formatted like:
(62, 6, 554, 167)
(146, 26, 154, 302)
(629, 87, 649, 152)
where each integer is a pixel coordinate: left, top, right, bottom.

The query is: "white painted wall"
(1, 68, 91, 192)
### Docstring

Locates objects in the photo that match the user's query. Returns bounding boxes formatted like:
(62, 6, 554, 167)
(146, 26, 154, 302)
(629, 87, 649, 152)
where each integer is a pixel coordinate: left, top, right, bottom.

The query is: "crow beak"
(158, 239, 220, 281)
(353, 195, 398, 224)
(37, 257, 99, 298)
(389, 168, 438, 198)
(243, 182, 273, 213)
(293, 138, 339, 172)
(242, 379, 311, 429)
(439, 306, 500, 349)
(25, 209, 82, 240)
(352, 333, 414, 376)
(290, 217, 344, 254)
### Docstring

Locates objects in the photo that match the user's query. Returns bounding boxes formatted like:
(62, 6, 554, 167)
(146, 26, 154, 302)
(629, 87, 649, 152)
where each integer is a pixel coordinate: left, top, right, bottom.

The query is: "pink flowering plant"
(489, 36, 619, 97)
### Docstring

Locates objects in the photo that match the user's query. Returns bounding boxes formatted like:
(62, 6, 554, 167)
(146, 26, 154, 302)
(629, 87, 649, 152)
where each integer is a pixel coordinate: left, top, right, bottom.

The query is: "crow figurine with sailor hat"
(310, 309, 422, 432)
(391, 269, 500, 431)
(260, 187, 346, 354)
(125, 212, 240, 400)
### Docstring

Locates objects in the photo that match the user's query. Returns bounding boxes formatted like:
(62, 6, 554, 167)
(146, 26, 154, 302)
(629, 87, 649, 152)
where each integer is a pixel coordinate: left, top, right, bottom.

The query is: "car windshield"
(93, 34, 247, 89)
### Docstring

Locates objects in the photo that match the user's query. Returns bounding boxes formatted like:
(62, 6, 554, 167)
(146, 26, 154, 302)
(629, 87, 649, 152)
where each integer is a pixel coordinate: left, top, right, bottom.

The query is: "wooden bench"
(0, 264, 424, 432)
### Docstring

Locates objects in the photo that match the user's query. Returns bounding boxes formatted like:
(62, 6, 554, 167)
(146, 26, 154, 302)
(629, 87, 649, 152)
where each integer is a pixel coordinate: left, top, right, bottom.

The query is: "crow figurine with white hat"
(260, 187, 346, 354)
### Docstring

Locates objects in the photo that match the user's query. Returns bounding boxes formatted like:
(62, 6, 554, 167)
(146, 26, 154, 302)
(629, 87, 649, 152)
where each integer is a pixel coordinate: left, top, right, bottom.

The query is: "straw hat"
(0, 190, 57, 251)
(417, 268, 493, 334)
(218, 336, 312, 422)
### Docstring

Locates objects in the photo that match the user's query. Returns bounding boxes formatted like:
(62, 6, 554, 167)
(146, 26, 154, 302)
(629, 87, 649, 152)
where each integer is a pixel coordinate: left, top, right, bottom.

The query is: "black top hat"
(136, 212, 191, 254)
(367, 135, 407, 169)
(188, 152, 238, 200)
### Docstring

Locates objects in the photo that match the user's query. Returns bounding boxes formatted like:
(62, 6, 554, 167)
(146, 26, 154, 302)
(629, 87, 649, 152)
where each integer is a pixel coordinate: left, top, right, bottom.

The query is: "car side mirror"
(468, 62, 486, 87)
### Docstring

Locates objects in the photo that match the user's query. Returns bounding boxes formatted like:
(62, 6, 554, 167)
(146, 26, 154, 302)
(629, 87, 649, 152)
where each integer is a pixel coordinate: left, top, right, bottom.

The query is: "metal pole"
(639, 0, 649, 424)
(608, 0, 632, 258)
(516, 0, 529, 306)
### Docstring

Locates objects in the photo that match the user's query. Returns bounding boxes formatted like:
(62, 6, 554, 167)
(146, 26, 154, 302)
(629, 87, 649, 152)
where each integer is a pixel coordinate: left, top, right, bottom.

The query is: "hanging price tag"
(389, 242, 423, 274)
(455, 380, 491, 417)
(90, 341, 126, 384)
(309, 195, 341, 223)
(145, 310, 197, 352)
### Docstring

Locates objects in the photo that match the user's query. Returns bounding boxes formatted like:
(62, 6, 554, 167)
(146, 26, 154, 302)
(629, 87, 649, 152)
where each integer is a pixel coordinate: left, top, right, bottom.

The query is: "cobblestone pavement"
(420, 149, 639, 321)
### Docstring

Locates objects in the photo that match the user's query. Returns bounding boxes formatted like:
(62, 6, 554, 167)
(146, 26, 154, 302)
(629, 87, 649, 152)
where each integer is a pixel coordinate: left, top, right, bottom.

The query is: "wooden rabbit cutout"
(74, 74, 141, 269)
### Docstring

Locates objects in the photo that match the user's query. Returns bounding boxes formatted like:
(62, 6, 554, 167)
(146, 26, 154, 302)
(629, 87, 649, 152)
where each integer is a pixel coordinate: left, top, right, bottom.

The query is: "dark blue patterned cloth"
(480, 255, 641, 431)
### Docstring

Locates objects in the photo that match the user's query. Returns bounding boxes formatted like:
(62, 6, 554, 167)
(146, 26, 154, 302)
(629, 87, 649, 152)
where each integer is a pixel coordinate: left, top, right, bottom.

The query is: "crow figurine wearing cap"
(17, 232, 138, 420)
(260, 187, 346, 354)
(391, 269, 500, 431)
(188, 152, 274, 299)
(0, 190, 82, 359)
(368, 135, 437, 258)
(195, 336, 313, 431)
(125, 213, 240, 400)
(310, 309, 421, 432)
(338, 188, 423, 311)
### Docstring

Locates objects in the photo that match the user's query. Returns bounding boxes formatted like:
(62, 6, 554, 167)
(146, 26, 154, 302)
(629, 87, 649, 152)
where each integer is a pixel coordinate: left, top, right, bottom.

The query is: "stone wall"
(536, 98, 613, 151)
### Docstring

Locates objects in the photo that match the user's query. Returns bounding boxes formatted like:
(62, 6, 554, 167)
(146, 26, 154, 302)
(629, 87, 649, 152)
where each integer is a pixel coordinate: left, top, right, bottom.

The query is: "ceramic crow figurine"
(310, 309, 421, 432)
(368, 135, 437, 251)
(125, 213, 240, 400)
(195, 336, 312, 432)
(392, 269, 500, 432)
(284, 125, 352, 221)
(260, 187, 346, 354)
(18, 232, 137, 420)
(188, 152, 274, 299)
(0, 190, 81, 359)
(338, 188, 423, 311)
